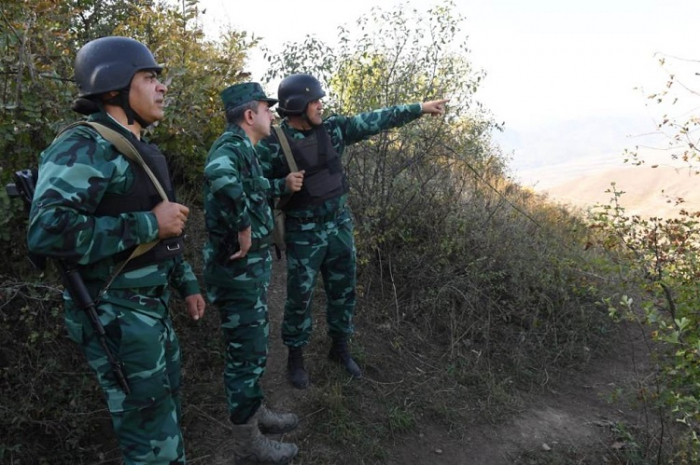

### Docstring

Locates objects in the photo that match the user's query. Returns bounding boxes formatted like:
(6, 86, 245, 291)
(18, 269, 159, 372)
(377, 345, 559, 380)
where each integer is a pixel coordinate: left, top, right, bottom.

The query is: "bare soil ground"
(184, 257, 654, 465)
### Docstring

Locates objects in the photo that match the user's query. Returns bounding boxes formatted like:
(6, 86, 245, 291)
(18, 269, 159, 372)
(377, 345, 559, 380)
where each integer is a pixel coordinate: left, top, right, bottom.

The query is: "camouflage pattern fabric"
(257, 104, 423, 346)
(27, 112, 200, 308)
(204, 249, 272, 424)
(27, 111, 200, 464)
(220, 81, 278, 111)
(203, 124, 287, 269)
(282, 212, 356, 346)
(203, 123, 281, 424)
(258, 103, 422, 219)
(65, 299, 185, 464)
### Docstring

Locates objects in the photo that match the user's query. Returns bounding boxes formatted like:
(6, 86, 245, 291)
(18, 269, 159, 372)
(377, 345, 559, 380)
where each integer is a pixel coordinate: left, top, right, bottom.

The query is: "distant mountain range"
(545, 163, 700, 218)
(498, 115, 678, 189)
(496, 115, 699, 217)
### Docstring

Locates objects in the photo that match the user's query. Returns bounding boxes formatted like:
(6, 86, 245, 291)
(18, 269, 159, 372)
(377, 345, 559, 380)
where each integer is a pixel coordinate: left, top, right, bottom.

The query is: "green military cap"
(221, 82, 278, 111)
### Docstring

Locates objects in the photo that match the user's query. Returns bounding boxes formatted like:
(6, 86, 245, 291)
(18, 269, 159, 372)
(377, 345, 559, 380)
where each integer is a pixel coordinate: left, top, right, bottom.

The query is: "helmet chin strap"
(121, 90, 151, 128)
(106, 88, 150, 128)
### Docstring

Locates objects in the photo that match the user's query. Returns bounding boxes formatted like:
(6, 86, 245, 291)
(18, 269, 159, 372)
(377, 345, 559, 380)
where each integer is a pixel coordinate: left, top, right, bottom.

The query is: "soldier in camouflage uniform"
(203, 82, 304, 464)
(257, 73, 447, 389)
(26, 37, 206, 464)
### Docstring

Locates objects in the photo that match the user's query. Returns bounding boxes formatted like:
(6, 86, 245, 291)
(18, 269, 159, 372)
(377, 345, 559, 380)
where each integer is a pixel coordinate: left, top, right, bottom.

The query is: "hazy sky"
(197, 0, 700, 128)
(196, 0, 700, 185)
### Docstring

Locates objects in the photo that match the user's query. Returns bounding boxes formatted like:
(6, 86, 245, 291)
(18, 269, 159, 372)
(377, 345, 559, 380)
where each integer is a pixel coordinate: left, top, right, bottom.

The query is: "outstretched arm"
(338, 98, 449, 146)
(420, 98, 449, 116)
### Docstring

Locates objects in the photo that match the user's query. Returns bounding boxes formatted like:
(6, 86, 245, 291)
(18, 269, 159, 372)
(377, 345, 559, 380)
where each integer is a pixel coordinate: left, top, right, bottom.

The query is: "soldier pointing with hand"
(258, 73, 447, 389)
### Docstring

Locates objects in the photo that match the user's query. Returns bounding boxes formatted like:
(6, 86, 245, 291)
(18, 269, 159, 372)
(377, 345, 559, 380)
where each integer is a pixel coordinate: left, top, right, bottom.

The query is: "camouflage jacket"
(257, 103, 423, 219)
(203, 124, 287, 264)
(27, 111, 200, 316)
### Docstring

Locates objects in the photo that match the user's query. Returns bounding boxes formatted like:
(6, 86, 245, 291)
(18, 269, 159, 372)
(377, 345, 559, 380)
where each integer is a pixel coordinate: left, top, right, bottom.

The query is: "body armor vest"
(95, 134, 184, 271)
(281, 124, 348, 210)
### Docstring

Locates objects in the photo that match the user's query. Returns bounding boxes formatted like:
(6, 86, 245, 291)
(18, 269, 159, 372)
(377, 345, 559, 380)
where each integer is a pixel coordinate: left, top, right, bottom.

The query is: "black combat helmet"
(74, 36, 162, 98)
(277, 74, 326, 116)
(72, 36, 162, 124)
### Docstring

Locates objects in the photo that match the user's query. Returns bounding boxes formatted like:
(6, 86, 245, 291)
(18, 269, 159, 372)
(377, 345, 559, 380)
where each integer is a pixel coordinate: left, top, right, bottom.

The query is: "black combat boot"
(328, 338, 362, 378)
(287, 346, 309, 389)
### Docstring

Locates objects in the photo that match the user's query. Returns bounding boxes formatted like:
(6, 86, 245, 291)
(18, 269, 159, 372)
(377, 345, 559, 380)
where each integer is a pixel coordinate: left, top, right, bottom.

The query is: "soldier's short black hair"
(226, 100, 260, 125)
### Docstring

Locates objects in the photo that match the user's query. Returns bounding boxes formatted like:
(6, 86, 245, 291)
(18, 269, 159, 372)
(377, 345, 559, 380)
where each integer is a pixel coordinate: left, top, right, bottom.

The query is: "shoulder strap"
(65, 121, 166, 293)
(84, 122, 169, 202)
(273, 125, 297, 210)
(273, 125, 298, 172)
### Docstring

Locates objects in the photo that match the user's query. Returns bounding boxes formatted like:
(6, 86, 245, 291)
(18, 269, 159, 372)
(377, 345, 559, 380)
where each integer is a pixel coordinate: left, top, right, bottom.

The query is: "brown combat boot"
(258, 404, 299, 434)
(231, 409, 298, 465)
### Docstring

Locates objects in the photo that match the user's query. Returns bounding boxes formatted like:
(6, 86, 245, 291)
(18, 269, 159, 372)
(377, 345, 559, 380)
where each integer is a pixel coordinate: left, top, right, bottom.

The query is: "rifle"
(6, 169, 131, 394)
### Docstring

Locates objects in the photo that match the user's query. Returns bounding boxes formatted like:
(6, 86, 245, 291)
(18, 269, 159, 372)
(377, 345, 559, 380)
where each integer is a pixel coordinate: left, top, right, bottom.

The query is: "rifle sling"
(273, 125, 297, 209)
(69, 122, 168, 294)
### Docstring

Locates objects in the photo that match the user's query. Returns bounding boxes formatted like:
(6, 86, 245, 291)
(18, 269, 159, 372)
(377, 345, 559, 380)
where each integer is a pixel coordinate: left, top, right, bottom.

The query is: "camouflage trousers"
(205, 248, 272, 424)
(64, 298, 185, 465)
(282, 216, 356, 348)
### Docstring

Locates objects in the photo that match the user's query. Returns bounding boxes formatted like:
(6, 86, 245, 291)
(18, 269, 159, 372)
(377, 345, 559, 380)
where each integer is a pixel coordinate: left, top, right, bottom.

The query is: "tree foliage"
(262, 1, 501, 278)
(0, 1, 620, 462)
(262, 1, 606, 399)
(110, 1, 258, 193)
(0, 1, 253, 461)
(591, 55, 700, 463)
(626, 54, 700, 170)
(0, 0, 254, 271)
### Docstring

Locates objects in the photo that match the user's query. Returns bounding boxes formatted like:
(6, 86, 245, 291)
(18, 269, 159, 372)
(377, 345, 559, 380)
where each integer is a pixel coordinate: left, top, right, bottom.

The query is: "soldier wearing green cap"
(202, 82, 304, 464)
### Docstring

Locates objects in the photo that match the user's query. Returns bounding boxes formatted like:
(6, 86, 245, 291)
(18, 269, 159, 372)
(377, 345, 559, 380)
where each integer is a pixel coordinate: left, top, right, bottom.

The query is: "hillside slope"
(544, 164, 700, 218)
(187, 259, 653, 465)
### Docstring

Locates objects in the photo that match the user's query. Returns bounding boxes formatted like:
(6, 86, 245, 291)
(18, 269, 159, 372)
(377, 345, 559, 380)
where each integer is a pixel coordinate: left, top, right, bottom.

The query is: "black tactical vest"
(94, 134, 184, 271)
(281, 124, 348, 210)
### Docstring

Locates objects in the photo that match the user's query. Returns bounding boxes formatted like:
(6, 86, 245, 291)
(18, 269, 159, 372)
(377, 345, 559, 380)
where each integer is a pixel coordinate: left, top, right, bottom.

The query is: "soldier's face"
(305, 99, 323, 125)
(251, 101, 274, 139)
(129, 70, 167, 125)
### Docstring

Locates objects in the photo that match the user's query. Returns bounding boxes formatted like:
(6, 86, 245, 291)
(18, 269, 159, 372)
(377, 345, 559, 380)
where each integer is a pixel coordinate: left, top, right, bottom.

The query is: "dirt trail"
(205, 257, 651, 464)
(388, 323, 649, 464)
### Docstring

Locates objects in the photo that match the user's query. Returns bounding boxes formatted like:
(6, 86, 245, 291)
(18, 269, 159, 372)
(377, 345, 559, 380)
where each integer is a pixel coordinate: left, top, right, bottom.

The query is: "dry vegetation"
(2, 1, 686, 464)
